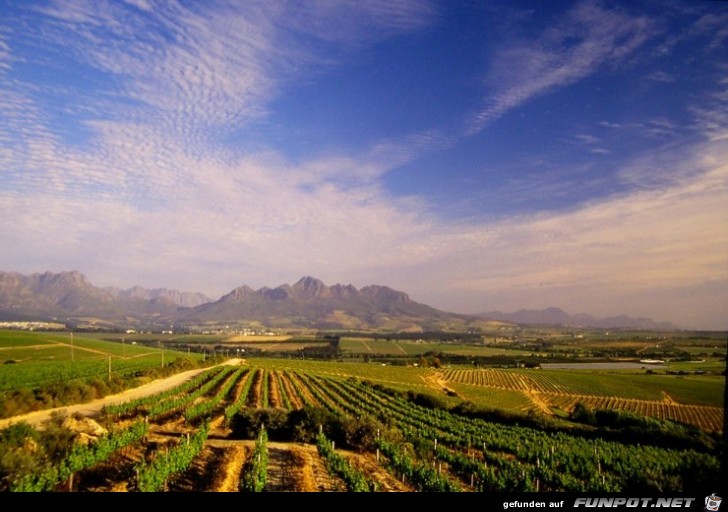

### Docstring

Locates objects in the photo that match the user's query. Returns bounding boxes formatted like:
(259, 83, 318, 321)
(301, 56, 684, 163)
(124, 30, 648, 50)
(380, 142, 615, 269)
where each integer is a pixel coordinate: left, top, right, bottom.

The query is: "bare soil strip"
(341, 450, 413, 492)
(522, 389, 552, 416)
(268, 371, 282, 408)
(0, 343, 65, 350)
(421, 372, 458, 397)
(209, 444, 248, 492)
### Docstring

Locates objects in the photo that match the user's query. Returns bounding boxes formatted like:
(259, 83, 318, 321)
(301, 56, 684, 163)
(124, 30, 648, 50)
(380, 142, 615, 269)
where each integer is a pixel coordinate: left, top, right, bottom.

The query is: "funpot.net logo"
(704, 495, 721, 512)
(574, 498, 697, 508)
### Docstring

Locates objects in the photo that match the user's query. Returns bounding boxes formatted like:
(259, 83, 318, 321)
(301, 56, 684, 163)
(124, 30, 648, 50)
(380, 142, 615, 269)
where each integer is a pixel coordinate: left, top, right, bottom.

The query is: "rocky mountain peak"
(291, 276, 330, 299)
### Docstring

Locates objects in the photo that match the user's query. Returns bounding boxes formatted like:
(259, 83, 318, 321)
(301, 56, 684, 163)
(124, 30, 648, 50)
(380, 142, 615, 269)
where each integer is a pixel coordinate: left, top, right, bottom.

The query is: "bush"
(285, 406, 343, 444)
(230, 408, 290, 440)
(570, 402, 597, 425)
(406, 390, 448, 410)
(340, 415, 384, 452)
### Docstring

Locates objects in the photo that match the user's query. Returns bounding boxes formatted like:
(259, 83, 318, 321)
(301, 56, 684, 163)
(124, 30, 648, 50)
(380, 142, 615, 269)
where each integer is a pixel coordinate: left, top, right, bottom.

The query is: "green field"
(441, 366, 724, 407)
(0, 331, 57, 347)
(73, 332, 232, 344)
(339, 337, 532, 357)
(0, 330, 203, 391)
(447, 382, 533, 412)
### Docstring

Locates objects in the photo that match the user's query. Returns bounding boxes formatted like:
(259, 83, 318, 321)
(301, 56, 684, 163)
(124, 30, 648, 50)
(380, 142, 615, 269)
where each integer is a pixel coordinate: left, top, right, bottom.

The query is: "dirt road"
(0, 359, 243, 429)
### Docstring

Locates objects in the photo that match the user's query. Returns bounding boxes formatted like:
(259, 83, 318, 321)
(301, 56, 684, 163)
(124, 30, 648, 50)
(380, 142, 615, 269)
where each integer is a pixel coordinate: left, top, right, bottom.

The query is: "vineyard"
(2, 360, 721, 492)
(438, 368, 724, 432)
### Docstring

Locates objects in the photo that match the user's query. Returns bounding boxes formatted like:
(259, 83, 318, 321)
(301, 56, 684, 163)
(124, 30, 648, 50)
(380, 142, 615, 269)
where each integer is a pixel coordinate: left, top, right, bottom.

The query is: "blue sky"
(1, 0, 727, 329)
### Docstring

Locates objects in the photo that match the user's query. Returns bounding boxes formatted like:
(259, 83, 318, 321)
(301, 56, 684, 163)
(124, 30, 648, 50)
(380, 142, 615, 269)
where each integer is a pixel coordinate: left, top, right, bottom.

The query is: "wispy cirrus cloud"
(18, 0, 441, 170)
(467, 0, 655, 134)
(0, 32, 11, 73)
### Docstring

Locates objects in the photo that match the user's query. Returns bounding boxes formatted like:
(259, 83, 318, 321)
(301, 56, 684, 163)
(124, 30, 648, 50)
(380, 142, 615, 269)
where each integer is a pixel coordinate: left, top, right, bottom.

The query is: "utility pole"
(70, 332, 74, 362)
(108, 355, 111, 381)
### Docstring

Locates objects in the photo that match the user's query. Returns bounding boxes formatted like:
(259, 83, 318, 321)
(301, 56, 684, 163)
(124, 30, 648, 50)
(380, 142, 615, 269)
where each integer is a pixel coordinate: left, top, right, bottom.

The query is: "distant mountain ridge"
(480, 307, 677, 330)
(0, 271, 462, 329)
(104, 284, 210, 308)
(0, 270, 677, 330)
(0, 271, 210, 323)
(177, 276, 455, 329)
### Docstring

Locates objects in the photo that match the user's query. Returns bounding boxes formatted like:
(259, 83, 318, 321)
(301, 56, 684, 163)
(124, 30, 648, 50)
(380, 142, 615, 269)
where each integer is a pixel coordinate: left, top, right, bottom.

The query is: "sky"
(1, 0, 727, 330)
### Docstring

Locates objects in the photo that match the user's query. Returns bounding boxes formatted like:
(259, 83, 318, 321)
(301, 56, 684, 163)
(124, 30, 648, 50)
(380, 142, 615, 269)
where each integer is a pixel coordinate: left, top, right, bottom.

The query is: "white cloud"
(468, 1, 655, 134)
(574, 133, 600, 145)
(2, 117, 726, 328)
(408, 139, 728, 329)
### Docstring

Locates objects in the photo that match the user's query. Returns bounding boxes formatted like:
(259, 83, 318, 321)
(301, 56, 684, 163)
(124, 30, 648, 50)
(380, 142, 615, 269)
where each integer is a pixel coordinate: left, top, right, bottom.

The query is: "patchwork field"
(2, 361, 722, 492)
(438, 368, 724, 431)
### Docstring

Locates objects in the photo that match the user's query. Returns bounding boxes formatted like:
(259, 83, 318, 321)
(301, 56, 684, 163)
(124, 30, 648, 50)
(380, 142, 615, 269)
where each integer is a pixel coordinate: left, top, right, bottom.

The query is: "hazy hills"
(480, 307, 676, 330)
(0, 271, 676, 330)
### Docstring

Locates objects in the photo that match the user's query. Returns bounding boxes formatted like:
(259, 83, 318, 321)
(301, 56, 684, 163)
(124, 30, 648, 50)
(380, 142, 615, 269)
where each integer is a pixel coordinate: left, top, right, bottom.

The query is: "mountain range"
(0, 271, 676, 330)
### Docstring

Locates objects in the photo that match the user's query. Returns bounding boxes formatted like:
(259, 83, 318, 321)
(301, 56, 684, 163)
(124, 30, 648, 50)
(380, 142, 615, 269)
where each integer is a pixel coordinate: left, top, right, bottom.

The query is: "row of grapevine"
(283, 371, 319, 407)
(291, 373, 340, 413)
(145, 366, 238, 419)
(11, 420, 148, 492)
(240, 428, 268, 492)
(315, 432, 375, 492)
(544, 394, 722, 432)
(103, 365, 227, 417)
(184, 368, 247, 423)
(136, 421, 210, 492)
(277, 371, 302, 409)
(376, 438, 462, 492)
(319, 375, 719, 492)
(260, 370, 269, 408)
(224, 369, 258, 425)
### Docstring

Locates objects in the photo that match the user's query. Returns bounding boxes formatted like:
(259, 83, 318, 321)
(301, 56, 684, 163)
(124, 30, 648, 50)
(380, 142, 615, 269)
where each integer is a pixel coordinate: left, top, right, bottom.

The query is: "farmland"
(0, 329, 724, 492)
(1, 360, 722, 492)
(438, 368, 724, 431)
(0, 331, 203, 391)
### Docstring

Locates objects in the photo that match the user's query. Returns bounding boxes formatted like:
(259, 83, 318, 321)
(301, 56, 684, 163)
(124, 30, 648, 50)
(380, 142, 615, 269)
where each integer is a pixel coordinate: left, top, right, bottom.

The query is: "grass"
(666, 360, 726, 372)
(338, 337, 532, 356)
(530, 369, 724, 406)
(0, 331, 57, 348)
(447, 382, 534, 413)
(0, 346, 103, 362)
(73, 332, 232, 344)
(619, 374, 725, 406)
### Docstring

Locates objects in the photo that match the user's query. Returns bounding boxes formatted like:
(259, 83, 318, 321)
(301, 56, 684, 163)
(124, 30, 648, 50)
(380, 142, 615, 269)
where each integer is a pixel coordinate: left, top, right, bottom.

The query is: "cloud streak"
(468, 0, 654, 134)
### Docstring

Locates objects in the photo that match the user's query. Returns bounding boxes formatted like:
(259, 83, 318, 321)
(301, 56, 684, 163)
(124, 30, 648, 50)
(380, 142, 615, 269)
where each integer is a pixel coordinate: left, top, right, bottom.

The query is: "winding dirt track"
(0, 359, 243, 429)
